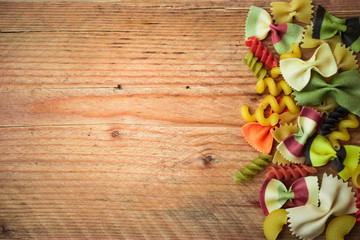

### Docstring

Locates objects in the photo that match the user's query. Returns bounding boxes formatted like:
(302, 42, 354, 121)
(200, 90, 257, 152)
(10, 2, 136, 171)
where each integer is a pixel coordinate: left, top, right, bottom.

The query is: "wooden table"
(0, 0, 360, 239)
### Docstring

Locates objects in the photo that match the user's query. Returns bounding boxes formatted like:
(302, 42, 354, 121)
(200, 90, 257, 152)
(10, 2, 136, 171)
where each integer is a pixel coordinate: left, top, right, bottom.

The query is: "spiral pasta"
(245, 36, 278, 69)
(356, 188, 360, 226)
(263, 209, 288, 240)
(243, 51, 267, 81)
(260, 95, 300, 114)
(256, 77, 292, 96)
(266, 164, 317, 180)
(325, 215, 356, 240)
(270, 43, 301, 78)
(233, 154, 272, 183)
(333, 43, 359, 71)
(320, 106, 350, 136)
(240, 105, 279, 126)
(328, 113, 359, 150)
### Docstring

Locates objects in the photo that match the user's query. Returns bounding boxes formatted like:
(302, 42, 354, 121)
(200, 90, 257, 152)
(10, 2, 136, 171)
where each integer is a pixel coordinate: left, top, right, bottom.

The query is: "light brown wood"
(0, 1, 360, 239)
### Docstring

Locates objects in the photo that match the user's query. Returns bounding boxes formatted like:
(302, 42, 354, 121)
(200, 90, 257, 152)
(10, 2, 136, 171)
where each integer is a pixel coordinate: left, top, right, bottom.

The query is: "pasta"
(245, 6, 304, 54)
(352, 165, 360, 188)
(263, 209, 288, 240)
(277, 106, 322, 164)
(278, 111, 298, 125)
(287, 174, 357, 240)
(233, 154, 272, 183)
(333, 43, 359, 71)
(242, 123, 274, 154)
(243, 51, 267, 81)
(270, 43, 301, 78)
(240, 105, 279, 126)
(309, 96, 338, 115)
(259, 95, 300, 114)
(280, 43, 338, 91)
(245, 36, 278, 69)
(260, 176, 319, 215)
(305, 133, 360, 181)
(356, 188, 360, 226)
(301, 24, 341, 50)
(271, 123, 298, 165)
(270, 0, 313, 24)
(292, 70, 360, 117)
(320, 106, 350, 136)
(312, 5, 360, 53)
(328, 113, 359, 150)
(256, 77, 292, 96)
(325, 215, 356, 240)
(266, 164, 317, 180)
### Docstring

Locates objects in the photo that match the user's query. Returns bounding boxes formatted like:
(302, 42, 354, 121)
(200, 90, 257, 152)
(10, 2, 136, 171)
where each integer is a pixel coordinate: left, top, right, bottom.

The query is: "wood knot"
(186, 86, 190, 89)
(114, 84, 122, 90)
(202, 155, 214, 165)
(111, 130, 120, 137)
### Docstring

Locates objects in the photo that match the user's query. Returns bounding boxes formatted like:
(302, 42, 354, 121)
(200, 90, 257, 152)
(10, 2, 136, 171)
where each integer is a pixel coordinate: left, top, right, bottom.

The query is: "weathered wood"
(0, 1, 360, 239)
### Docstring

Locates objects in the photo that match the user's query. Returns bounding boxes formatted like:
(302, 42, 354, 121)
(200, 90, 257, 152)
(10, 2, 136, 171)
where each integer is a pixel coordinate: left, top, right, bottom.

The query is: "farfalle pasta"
(259, 176, 319, 215)
(313, 5, 360, 52)
(292, 70, 360, 117)
(271, 123, 298, 165)
(280, 43, 337, 91)
(270, 0, 313, 24)
(271, 43, 302, 78)
(242, 122, 274, 154)
(333, 43, 359, 71)
(301, 24, 341, 50)
(305, 133, 360, 181)
(287, 174, 357, 240)
(245, 6, 304, 54)
(277, 106, 322, 164)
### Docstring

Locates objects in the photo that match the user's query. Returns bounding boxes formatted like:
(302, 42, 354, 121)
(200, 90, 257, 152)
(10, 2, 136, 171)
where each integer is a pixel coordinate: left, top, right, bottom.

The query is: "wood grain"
(0, 1, 360, 239)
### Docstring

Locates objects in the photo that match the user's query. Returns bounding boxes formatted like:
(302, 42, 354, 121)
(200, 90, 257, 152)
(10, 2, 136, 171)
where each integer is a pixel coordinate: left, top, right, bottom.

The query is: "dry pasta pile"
(234, 0, 360, 239)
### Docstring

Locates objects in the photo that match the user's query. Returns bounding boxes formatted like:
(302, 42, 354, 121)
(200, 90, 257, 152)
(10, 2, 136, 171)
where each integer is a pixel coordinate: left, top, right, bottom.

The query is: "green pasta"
(234, 154, 272, 183)
(243, 51, 267, 81)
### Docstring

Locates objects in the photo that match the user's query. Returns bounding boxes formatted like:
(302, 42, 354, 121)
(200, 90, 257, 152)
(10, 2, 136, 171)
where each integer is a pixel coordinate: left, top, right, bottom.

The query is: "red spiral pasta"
(245, 36, 278, 69)
(356, 188, 360, 226)
(266, 164, 317, 180)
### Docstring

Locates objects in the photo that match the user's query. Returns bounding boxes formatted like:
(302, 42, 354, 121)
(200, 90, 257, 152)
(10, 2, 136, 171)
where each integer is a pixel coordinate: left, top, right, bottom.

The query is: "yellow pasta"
(328, 113, 359, 150)
(278, 112, 299, 125)
(325, 215, 356, 240)
(351, 165, 360, 188)
(270, 43, 301, 78)
(256, 77, 292, 96)
(271, 123, 298, 165)
(234, 154, 273, 183)
(241, 106, 279, 126)
(260, 95, 300, 114)
(271, 0, 313, 24)
(309, 96, 338, 115)
(243, 51, 267, 81)
(301, 24, 341, 50)
(333, 43, 359, 71)
(263, 209, 288, 240)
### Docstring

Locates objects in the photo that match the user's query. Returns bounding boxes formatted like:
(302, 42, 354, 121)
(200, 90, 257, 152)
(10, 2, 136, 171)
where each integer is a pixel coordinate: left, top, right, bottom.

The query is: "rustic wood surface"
(0, 1, 360, 239)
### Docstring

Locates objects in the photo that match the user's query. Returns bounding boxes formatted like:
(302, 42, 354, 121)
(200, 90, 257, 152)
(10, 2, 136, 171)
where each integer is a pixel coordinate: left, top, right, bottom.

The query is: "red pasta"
(356, 188, 360, 226)
(245, 36, 278, 69)
(266, 164, 317, 180)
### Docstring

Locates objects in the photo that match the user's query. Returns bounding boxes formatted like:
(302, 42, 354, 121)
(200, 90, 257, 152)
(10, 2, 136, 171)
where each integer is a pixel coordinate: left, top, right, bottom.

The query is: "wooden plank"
(0, 1, 360, 239)
(0, 125, 358, 239)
